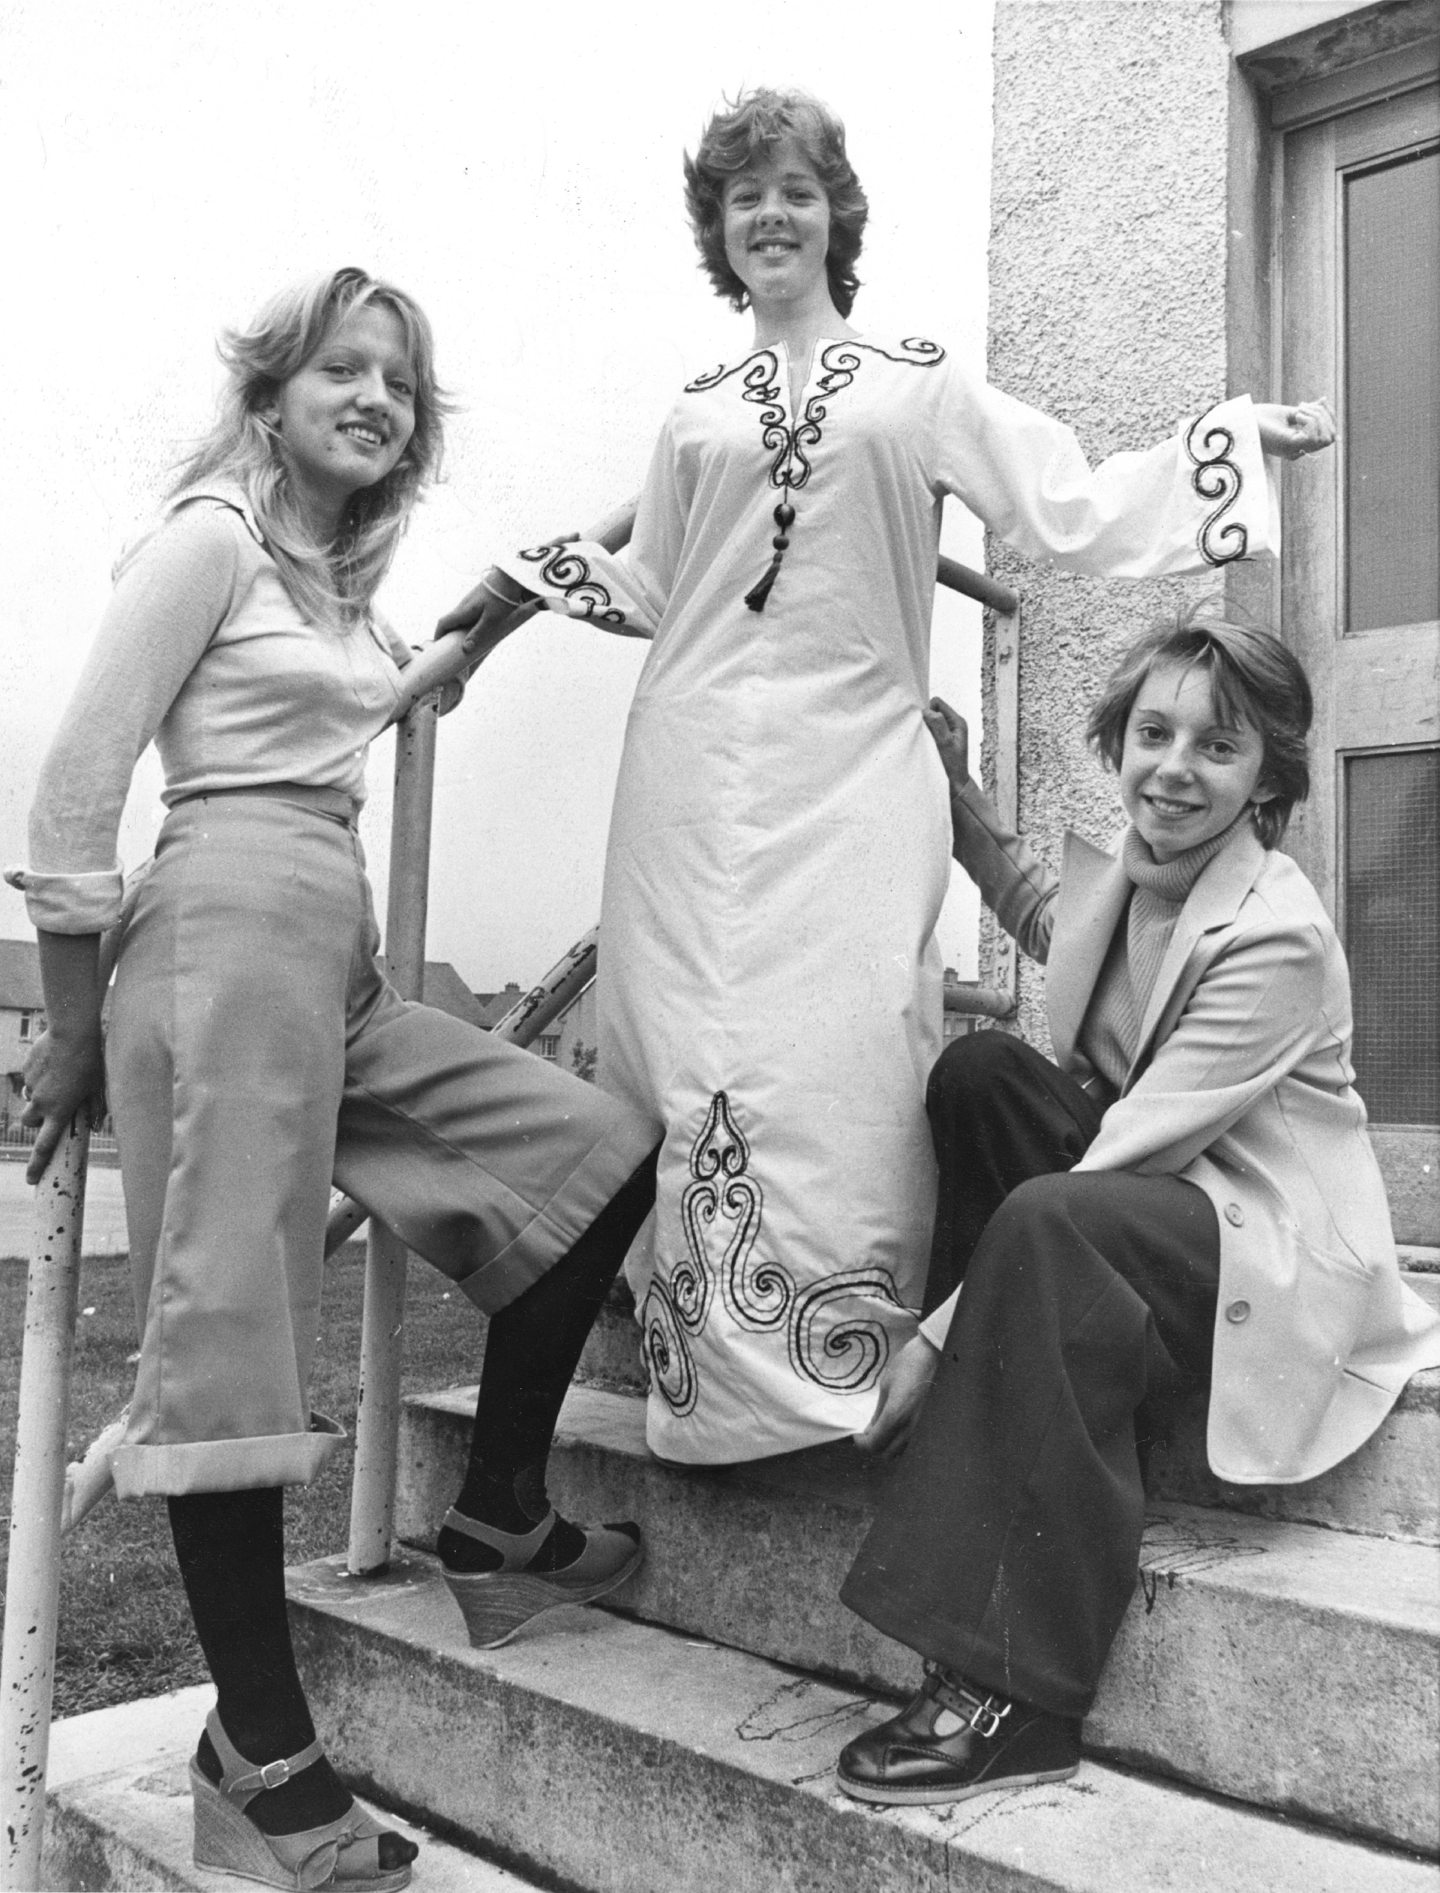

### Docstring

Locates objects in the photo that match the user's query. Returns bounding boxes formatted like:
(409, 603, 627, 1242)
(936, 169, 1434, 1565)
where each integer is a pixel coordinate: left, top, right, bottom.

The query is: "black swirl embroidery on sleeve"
(1184, 415, 1248, 566)
(517, 541, 629, 625)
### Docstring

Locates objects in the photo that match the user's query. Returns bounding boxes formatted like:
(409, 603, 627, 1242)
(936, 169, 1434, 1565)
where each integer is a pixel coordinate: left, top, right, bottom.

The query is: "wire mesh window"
(1344, 748, 1440, 1124)
(1344, 145, 1440, 636)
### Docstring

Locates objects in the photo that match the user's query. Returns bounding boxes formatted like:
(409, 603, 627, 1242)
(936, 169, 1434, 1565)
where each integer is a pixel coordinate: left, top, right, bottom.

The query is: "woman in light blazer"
(832, 605, 1440, 1810)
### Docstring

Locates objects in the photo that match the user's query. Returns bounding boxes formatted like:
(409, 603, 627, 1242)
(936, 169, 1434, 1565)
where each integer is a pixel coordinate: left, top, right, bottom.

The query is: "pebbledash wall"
(982, 0, 1241, 1044)
(980, 0, 1420, 1044)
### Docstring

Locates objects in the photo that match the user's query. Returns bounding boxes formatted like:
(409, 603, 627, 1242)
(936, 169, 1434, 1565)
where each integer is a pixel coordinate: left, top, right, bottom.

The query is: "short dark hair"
(1086, 603, 1313, 849)
(683, 88, 868, 317)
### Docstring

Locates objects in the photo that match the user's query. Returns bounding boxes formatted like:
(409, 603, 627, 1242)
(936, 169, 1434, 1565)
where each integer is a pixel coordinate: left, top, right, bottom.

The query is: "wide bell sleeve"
(4, 507, 240, 933)
(493, 413, 687, 639)
(930, 363, 1278, 578)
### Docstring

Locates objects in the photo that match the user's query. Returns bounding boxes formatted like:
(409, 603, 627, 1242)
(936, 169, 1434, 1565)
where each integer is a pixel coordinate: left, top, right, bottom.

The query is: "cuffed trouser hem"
(110, 1413, 345, 1497)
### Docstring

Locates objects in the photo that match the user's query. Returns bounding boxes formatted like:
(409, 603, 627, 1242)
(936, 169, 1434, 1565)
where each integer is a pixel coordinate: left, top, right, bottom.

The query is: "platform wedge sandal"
(440, 1504, 643, 1648)
(190, 1708, 414, 1891)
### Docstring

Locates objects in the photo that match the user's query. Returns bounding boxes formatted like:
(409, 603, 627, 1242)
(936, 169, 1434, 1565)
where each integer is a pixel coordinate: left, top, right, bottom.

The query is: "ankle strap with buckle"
(205, 1708, 325, 1807)
(924, 1662, 1013, 1740)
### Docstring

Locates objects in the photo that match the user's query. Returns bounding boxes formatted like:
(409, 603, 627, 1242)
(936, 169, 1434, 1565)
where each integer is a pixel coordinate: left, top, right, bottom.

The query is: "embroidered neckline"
(684, 337, 946, 612)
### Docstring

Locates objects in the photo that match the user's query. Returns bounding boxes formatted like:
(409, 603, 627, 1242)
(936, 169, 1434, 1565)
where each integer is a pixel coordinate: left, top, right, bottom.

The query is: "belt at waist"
(166, 782, 360, 826)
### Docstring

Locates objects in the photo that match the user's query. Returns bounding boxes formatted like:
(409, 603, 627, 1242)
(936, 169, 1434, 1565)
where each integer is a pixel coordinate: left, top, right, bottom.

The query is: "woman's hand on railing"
(1254, 398, 1336, 461)
(426, 567, 543, 715)
(436, 567, 541, 658)
(855, 1331, 941, 1461)
(20, 1025, 105, 1185)
(922, 695, 972, 794)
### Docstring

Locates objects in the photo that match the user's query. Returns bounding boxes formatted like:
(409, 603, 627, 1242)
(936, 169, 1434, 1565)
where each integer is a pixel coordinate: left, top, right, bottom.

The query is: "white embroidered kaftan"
(497, 336, 1274, 1464)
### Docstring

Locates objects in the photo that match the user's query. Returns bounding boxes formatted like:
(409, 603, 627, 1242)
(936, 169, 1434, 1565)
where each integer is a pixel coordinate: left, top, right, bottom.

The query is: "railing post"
(1, 1116, 90, 1891)
(347, 698, 437, 1576)
(989, 601, 1021, 1007)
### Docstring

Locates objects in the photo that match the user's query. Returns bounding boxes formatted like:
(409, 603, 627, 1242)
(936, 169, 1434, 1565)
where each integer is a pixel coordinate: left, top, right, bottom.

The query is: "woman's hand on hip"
(923, 696, 971, 795)
(856, 1331, 942, 1461)
(1255, 398, 1336, 461)
(21, 1026, 106, 1185)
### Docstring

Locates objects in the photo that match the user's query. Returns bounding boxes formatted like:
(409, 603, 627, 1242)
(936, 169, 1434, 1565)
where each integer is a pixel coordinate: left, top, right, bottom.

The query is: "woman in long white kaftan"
(445, 90, 1333, 1466)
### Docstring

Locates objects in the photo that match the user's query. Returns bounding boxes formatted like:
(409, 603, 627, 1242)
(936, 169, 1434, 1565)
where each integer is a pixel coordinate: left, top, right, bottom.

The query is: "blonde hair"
(169, 267, 450, 624)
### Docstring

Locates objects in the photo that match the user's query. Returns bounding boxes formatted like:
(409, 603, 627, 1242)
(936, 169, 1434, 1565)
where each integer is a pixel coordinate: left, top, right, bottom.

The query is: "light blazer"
(943, 780, 1440, 1485)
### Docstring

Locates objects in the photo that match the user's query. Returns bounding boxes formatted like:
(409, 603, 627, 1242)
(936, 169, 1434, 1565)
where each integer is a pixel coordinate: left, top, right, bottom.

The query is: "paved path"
(0, 1157, 128, 1260)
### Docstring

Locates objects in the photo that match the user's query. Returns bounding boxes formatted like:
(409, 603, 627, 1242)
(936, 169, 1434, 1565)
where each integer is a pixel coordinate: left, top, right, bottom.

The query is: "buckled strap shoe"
(836, 1662, 1081, 1806)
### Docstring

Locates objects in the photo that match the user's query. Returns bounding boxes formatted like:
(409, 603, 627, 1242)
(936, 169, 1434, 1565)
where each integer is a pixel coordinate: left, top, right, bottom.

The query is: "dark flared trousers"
(840, 1031, 1221, 1718)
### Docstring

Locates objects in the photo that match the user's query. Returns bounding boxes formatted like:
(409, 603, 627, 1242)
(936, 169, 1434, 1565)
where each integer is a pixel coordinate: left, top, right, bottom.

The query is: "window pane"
(1344, 147, 1440, 635)
(1344, 749, 1439, 1124)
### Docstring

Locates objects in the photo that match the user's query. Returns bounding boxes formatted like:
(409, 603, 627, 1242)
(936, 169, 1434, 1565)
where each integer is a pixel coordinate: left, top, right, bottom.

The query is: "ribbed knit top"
(1077, 817, 1250, 1096)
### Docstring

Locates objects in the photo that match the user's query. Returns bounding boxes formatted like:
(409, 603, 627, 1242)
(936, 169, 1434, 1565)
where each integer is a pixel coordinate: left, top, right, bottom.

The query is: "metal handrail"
(0, 1117, 90, 1889)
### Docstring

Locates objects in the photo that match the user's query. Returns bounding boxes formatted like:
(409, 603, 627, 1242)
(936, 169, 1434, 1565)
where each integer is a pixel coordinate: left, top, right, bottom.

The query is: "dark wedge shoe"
(440, 1505, 643, 1648)
(837, 1663, 1081, 1806)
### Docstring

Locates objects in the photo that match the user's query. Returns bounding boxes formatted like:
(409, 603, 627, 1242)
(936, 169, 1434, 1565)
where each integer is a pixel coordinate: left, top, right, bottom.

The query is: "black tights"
(169, 1146, 657, 1833)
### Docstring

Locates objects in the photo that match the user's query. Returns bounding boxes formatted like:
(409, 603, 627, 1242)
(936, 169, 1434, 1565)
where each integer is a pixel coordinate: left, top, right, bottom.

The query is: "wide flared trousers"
(840, 1031, 1220, 1718)
(105, 788, 655, 1497)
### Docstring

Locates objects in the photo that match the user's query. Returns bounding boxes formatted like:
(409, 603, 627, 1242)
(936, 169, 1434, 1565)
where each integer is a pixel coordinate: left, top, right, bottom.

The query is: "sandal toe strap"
(268, 1802, 388, 1888)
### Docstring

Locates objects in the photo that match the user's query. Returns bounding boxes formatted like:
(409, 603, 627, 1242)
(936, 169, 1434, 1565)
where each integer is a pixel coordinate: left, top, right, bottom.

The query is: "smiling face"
(270, 302, 417, 535)
(721, 140, 832, 312)
(1119, 660, 1273, 861)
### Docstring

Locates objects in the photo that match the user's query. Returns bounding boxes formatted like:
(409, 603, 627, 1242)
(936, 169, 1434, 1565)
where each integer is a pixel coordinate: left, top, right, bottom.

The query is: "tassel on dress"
(744, 501, 796, 613)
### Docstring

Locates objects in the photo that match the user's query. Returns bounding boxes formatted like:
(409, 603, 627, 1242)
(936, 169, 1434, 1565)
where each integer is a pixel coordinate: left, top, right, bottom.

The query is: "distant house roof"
(377, 957, 489, 1029)
(0, 939, 44, 1011)
(472, 982, 525, 1031)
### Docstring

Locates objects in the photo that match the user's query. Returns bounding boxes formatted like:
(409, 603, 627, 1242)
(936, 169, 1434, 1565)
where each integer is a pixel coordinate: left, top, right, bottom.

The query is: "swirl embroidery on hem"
(643, 1087, 903, 1419)
(787, 1268, 901, 1392)
(517, 541, 628, 625)
(1184, 413, 1248, 566)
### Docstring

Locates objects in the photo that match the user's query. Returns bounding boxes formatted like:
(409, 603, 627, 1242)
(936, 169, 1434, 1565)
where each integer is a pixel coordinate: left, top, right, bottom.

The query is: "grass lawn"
(0, 1242, 485, 1719)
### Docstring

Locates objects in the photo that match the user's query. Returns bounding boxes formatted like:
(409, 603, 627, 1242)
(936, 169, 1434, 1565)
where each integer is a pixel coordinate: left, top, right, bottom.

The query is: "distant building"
(0, 939, 46, 1133)
(474, 978, 599, 1077)
(376, 957, 490, 1029)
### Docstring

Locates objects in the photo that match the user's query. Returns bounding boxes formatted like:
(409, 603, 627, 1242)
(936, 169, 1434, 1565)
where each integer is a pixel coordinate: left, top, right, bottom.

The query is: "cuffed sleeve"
(4, 864, 124, 933)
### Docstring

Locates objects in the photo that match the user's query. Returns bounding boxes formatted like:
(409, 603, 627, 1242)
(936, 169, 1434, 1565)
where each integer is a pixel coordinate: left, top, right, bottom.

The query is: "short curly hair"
(1086, 602, 1313, 849)
(683, 88, 868, 317)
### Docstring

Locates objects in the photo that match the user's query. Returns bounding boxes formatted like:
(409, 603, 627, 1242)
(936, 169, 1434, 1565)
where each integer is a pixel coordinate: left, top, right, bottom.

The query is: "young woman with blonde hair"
(13, 266, 657, 1890)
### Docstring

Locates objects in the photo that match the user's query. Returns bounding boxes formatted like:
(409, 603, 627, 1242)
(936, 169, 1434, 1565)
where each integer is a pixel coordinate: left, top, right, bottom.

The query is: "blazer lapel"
(1129, 825, 1269, 1074)
(1047, 832, 1131, 1069)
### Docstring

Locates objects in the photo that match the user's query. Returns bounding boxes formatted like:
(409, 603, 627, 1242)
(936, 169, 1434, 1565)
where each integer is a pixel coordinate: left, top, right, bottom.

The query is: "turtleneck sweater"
(1076, 816, 1252, 1099)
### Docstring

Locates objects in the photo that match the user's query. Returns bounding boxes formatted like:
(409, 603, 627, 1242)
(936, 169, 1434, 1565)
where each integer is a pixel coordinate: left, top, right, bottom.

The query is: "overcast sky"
(0, 0, 995, 990)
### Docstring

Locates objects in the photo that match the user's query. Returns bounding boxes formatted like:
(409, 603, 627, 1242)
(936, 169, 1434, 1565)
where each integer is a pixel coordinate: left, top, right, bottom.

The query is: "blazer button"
(1225, 1299, 1251, 1324)
(1224, 1203, 1245, 1227)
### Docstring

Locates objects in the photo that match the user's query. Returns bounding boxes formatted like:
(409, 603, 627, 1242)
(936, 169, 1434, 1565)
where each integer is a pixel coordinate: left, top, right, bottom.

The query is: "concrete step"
(40, 1685, 537, 1891)
(576, 1292, 1440, 1544)
(396, 1384, 1440, 1856)
(287, 1552, 1438, 1893)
